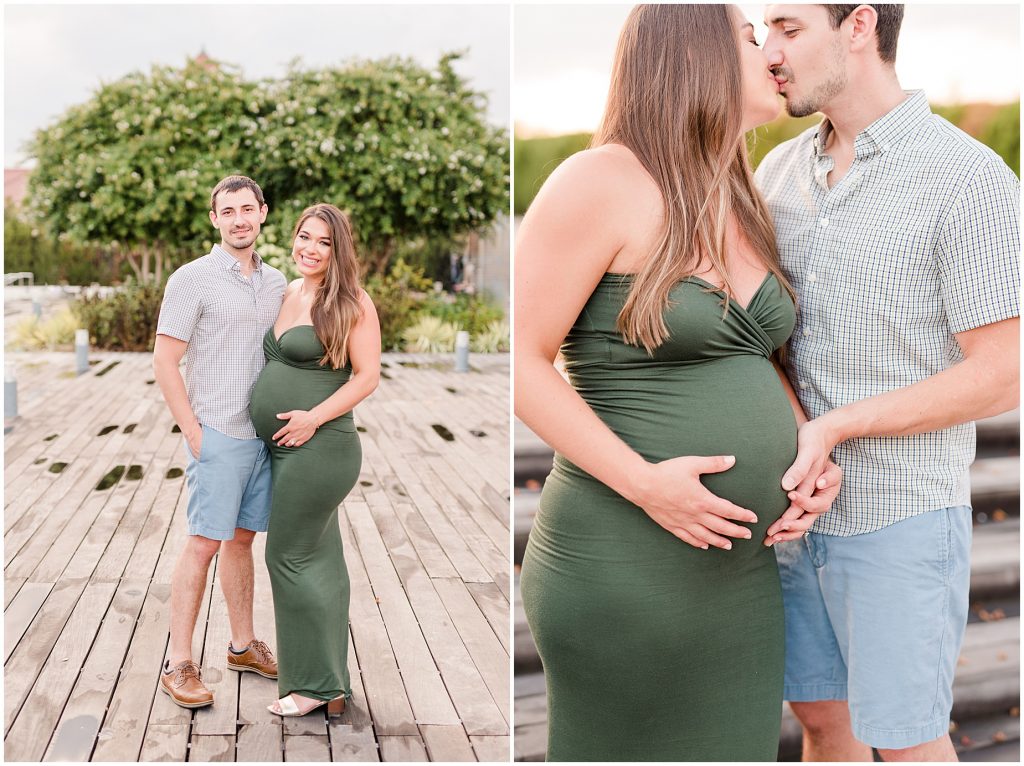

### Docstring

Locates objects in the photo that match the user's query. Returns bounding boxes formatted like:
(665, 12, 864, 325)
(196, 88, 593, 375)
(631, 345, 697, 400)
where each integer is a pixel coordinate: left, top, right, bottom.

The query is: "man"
(153, 175, 287, 707)
(756, 5, 1019, 762)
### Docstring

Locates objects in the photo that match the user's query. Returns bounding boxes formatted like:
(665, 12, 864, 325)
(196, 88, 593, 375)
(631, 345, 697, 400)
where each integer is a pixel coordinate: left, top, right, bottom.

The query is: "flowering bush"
(26, 53, 509, 281)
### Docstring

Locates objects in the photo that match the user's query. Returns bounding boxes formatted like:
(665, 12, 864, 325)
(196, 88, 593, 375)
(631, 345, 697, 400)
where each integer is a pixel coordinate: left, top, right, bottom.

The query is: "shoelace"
(248, 639, 274, 663)
(172, 661, 202, 686)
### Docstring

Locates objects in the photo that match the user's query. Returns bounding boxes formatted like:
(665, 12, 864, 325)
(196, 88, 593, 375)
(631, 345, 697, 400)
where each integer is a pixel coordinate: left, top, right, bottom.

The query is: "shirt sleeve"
(156, 268, 203, 342)
(935, 159, 1020, 334)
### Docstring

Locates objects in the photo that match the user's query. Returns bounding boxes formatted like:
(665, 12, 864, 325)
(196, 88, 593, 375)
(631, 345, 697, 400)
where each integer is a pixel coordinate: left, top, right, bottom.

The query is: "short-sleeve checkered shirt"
(755, 90, 1020, 536)
(156, 244, 287, 439)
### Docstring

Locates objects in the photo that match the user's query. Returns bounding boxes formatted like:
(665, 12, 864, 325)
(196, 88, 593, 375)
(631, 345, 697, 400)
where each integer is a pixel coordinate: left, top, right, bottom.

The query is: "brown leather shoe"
(227, 638, 278, 679)
(160, 660, 214, 708)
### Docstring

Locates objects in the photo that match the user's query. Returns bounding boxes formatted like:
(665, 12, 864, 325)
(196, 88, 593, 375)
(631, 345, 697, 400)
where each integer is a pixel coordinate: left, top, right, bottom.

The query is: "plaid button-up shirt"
(156, 244, 287, 439)
(755, 90, 1019, 536)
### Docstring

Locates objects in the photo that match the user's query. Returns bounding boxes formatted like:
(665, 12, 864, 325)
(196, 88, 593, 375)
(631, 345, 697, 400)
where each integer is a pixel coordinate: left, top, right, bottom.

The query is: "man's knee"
(224, 528, 256, 548)
(187, 534, 223, 561)
(790, 700, 852, 738)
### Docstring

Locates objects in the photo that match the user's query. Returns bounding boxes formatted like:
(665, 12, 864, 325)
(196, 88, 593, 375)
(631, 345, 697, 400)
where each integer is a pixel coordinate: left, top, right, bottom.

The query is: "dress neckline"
(602, 271, 776, 314)
(272, 324, 315, 344)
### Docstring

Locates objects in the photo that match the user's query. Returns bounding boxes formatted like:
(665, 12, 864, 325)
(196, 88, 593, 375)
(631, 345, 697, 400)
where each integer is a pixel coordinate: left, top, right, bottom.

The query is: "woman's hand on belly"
(627, 455, 760, 550)
(272, 409, 319, 448)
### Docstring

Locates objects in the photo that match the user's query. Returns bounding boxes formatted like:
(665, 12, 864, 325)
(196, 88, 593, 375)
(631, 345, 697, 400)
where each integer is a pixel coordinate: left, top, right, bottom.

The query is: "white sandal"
(268, 693, 346, 717)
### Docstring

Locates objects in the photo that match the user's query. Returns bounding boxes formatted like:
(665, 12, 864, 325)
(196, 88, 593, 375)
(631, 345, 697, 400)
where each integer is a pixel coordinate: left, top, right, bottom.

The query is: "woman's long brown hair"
(593, 4, 794, 353)
(293, 204, 363, 369)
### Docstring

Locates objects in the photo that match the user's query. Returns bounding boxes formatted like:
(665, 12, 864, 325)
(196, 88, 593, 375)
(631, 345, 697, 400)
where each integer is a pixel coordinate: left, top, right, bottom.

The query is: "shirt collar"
(211, 243, 264, 272)
(813, 89, 931, 160)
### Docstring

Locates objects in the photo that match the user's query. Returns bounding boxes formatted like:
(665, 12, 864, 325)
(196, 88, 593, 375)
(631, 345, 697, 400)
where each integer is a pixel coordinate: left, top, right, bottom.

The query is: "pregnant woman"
(516, 6, 840, 761)
(250, 203, 381, 717)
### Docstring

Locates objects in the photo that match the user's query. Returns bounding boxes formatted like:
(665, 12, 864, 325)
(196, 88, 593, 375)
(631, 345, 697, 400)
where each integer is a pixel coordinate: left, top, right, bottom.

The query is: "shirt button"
(807, 273, 817, 283)
(799, 381, 808, 390)
(819, 217, 829, 228)
(803, 328, 812, 337)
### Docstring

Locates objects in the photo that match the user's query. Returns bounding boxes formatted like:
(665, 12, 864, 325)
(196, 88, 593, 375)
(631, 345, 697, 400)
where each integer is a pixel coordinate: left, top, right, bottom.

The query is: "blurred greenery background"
(514, 102, 1020, 215)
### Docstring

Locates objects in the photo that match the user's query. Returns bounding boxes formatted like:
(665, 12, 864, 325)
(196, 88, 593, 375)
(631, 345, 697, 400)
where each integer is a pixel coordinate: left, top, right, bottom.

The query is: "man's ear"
(259, 204, 269, 224)
(209, 209, 219, 228)
(847, 5, 879, 56)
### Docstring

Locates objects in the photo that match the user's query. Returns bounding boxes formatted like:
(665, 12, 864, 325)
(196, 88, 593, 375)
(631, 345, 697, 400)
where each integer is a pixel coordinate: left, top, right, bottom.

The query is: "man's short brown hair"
(210, 175, 265, 213)
(824, 4, 904, 63)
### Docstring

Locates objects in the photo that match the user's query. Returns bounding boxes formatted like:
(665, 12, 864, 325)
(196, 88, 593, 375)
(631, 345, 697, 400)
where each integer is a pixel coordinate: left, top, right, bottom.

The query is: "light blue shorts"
(183, 425, 272, 541)
(774, 506, 972, 750)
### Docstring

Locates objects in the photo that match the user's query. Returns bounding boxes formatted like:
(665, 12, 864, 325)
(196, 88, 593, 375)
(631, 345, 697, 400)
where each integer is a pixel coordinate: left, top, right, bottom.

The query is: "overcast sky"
(4, 4, 510, 167)
(516, 3, 1021, 136)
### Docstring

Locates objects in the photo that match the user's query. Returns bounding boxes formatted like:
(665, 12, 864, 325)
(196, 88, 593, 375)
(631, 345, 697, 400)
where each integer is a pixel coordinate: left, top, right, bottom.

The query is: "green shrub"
(9, 308, 80, 351)
(471, 319, 509, 353)
(981, 101, 1020, 177)
(364, 258, 433, 350)
(402, 315, 458, 352)
(72, 278, 166, 351)
(4, 204, 130, 285)
(514, 132, 592, 214)
(421, 291, 503, 335)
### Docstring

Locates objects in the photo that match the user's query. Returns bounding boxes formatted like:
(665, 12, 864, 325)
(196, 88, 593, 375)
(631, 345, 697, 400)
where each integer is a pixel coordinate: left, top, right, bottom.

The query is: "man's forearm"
(819, 355, 1017, 446)
(153, 358, 200, 436)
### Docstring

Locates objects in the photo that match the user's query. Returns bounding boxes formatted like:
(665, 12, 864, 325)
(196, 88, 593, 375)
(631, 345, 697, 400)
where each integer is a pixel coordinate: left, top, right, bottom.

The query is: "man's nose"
(764, 44, 784, 68)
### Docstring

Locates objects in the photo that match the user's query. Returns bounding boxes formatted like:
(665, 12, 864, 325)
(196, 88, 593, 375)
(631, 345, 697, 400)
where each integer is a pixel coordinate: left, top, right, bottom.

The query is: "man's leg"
(790, 700, 873, 762)
(168, 534, 222, 663)
(774, 537, 866, 760)
(877, 733, 957, 762)
(220, 527, 256, 650)
(815, 508, 972, 760)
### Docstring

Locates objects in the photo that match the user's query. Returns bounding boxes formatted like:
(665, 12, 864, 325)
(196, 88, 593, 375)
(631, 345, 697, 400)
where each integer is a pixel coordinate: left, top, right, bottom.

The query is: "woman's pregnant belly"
(250, 361, 354, 443)
(547, 355, 798, 559)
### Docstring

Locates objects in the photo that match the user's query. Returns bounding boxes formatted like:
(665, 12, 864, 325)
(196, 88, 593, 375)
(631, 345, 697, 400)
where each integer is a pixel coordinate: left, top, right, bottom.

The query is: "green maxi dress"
(250, 325, 362, 702)
(519, 273, 798, 761)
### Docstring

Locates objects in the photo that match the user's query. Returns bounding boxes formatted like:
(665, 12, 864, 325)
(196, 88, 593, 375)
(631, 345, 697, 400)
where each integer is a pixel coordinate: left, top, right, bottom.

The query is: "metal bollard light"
(75, 329, 90, 375)
(455, 330, 470, 373)
(4, 364, 16, 420)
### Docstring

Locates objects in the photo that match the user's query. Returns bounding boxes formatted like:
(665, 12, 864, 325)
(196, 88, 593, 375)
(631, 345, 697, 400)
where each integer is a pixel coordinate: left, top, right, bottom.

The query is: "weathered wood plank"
(466, 582, 510, 653)
(285, 733, 331, 762)
(347, 500, 461, 726)
(378, 735, 429, 762)
(433, 578, 509, 722)
(4, 580, 54, 661)
(4, 577, 26, 608)
(4, 577, 88, 735)
(44, 579, 149, 761)
(189, 733, 235, 762)
(340, 512, 418, 737)
(90, 583, 172, 761)
(420, 724, 476, 762)
(4, 580, 117, 761)
(236, 723, 284, 763)
(469, 734, 509, 762)
(369, 501, 505, 736)
(328, 722, 379, 762)
(139, 723, 189, 762)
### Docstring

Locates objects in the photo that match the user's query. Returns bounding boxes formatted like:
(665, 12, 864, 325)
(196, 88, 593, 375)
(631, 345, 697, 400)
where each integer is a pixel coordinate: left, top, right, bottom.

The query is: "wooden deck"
(4, 350, 510, 762)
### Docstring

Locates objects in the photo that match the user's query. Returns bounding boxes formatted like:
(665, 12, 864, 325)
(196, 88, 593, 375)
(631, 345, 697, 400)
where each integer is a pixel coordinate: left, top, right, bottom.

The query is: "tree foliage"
(26, 53, 508, 280)
(258, 54, 509, 275)
(27, 58, 268, 282)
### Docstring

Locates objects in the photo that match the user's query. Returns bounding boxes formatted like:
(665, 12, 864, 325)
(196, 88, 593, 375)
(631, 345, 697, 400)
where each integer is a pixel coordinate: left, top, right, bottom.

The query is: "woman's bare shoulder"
(532, 144, 659, 220)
